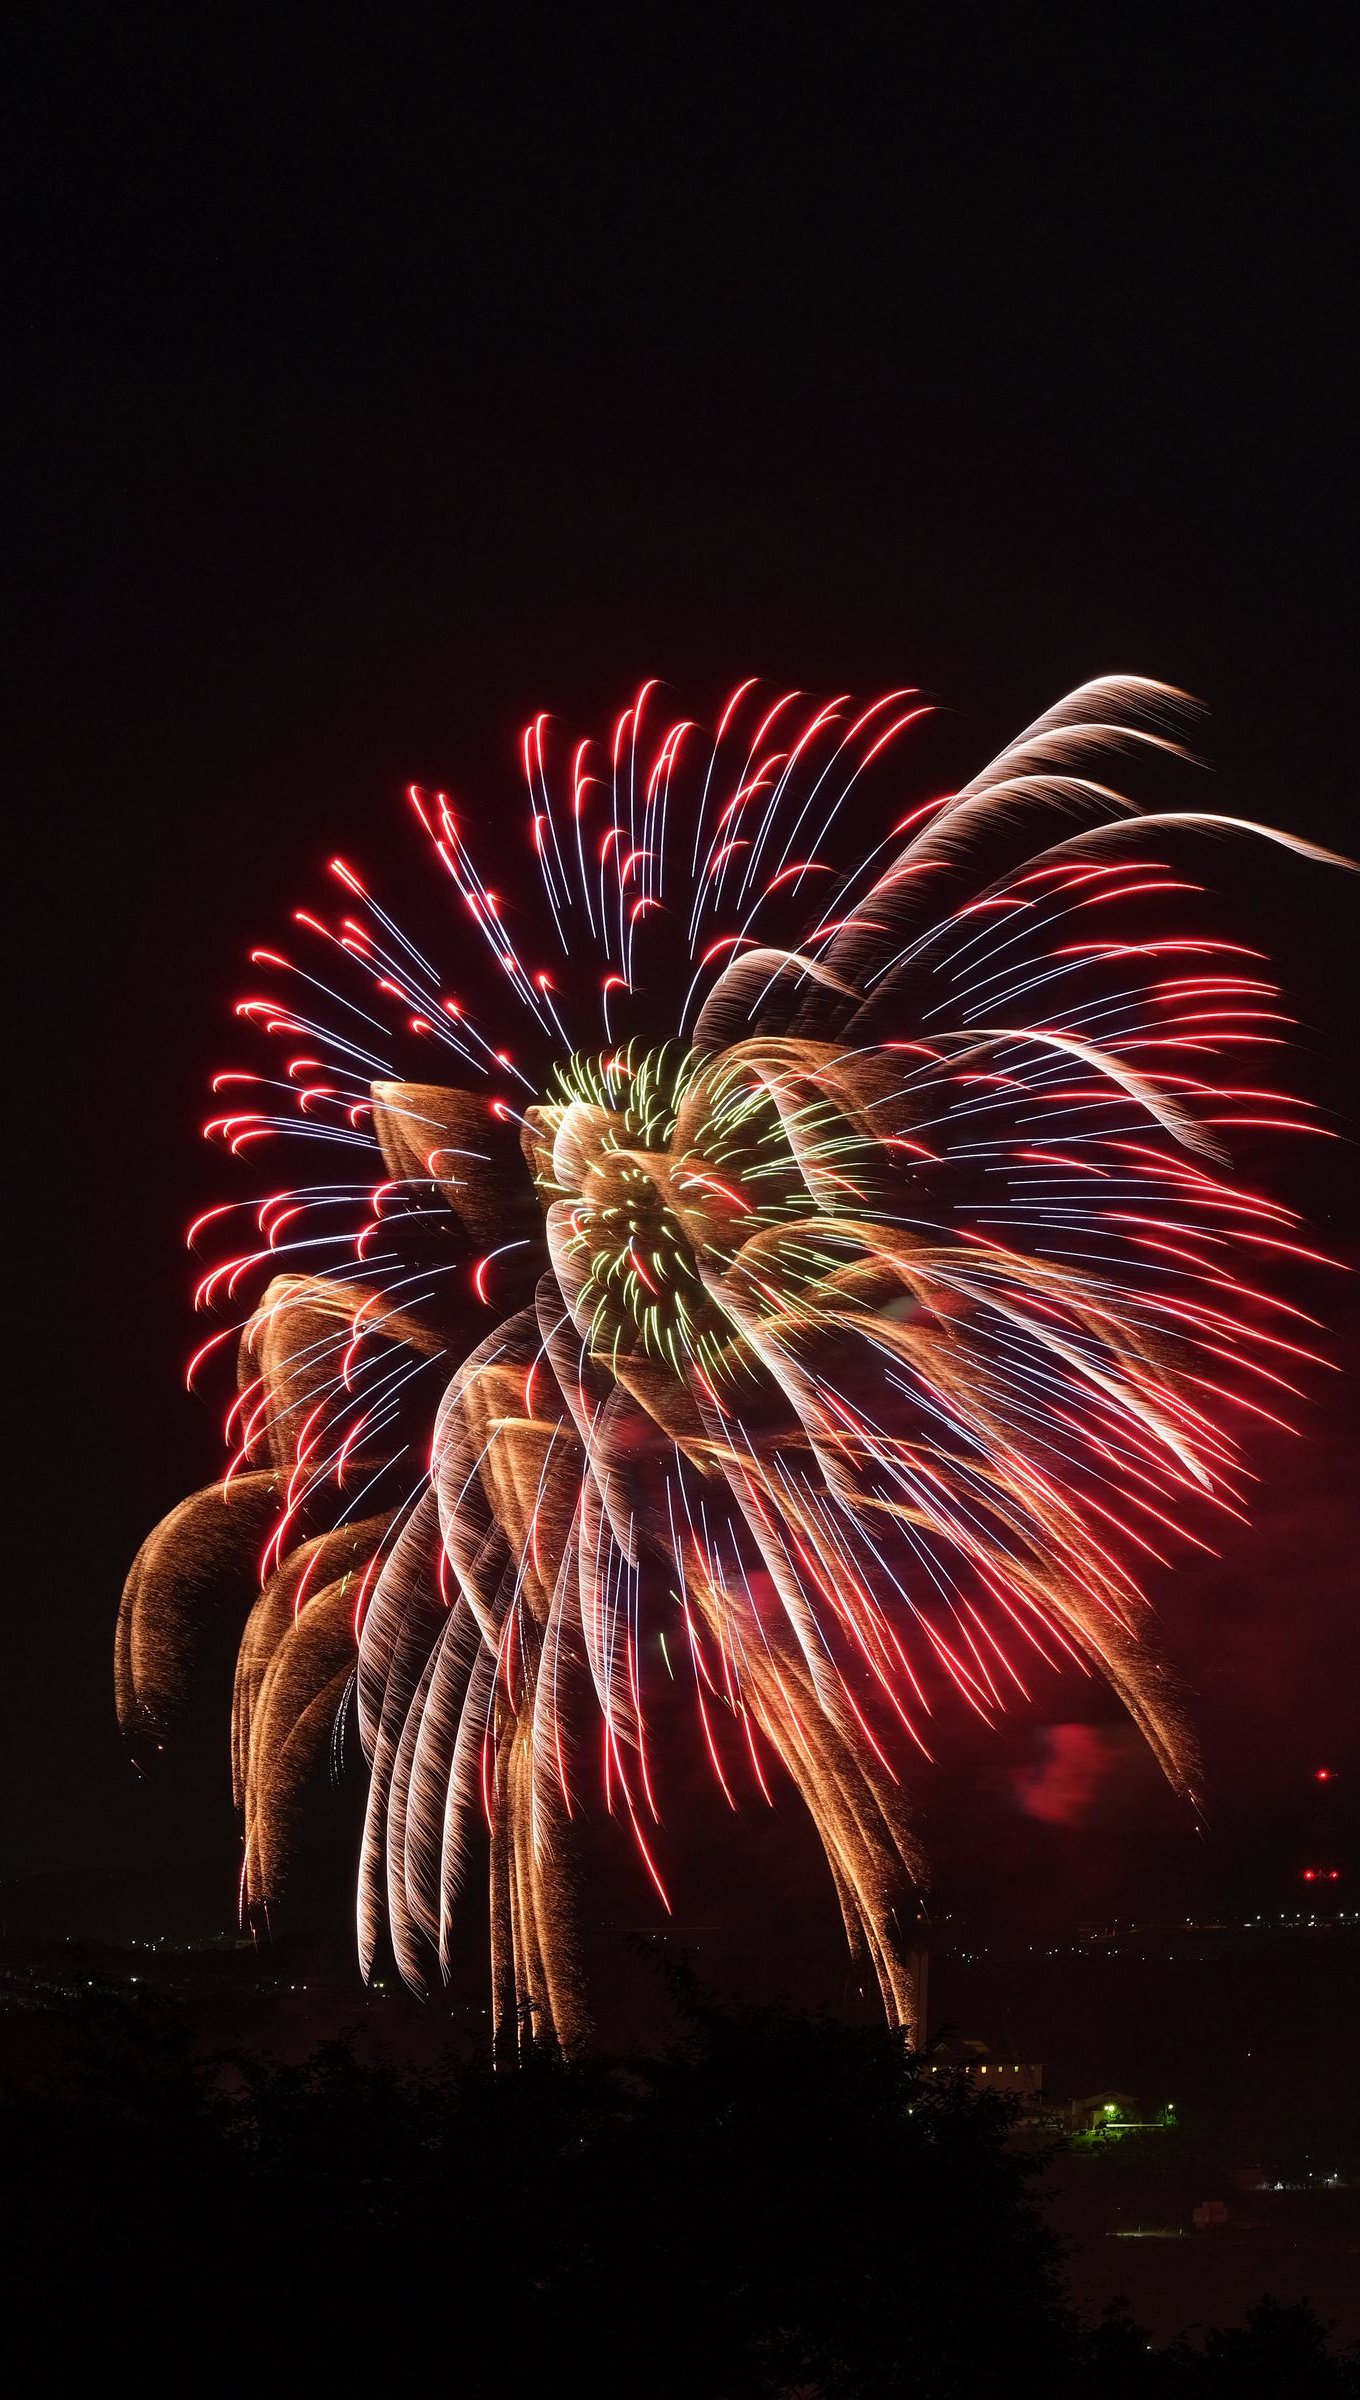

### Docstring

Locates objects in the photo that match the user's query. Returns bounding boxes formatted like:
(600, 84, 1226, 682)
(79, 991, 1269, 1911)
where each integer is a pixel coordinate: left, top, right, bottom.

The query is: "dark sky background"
(5, 10, 1356, 1933)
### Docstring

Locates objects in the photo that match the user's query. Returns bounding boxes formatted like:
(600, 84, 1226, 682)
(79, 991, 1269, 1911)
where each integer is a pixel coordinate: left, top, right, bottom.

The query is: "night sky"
(6, 12, 1356, 1927)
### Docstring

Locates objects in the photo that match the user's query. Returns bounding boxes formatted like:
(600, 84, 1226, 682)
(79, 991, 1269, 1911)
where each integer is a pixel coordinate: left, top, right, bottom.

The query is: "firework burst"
(117, 676, 1349, 2048)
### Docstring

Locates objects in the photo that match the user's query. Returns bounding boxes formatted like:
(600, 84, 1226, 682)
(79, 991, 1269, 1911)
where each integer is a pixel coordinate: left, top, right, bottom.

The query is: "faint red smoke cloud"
(1013, 1724, 1124, 1826)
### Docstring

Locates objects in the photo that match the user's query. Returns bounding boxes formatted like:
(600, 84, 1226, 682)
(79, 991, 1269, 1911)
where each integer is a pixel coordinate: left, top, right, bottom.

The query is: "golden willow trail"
(117, 678, 1349, 2051)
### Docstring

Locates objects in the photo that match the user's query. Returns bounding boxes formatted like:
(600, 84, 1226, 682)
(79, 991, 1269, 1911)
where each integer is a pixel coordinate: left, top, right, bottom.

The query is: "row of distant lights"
(926, 2062, 1033, 2077)
(1244, 1912, 1356, 1923)
(1018, 1914, 1357, 1959)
